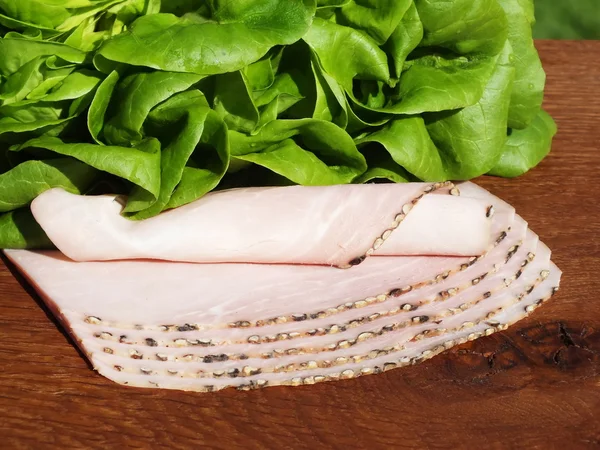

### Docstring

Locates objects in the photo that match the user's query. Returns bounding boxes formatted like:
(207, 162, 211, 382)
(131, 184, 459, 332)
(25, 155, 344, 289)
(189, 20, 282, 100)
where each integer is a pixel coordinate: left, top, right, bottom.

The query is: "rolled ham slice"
(4, 182, 561, 392)
(30, 183, 492, 266)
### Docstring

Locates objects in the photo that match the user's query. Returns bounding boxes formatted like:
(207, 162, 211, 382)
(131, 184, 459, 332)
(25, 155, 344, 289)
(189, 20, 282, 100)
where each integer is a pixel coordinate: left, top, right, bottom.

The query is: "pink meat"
(22, 258, 562, 392)
(30, 182, 492, 266)
(76, 228, 538, 358)
(9, 183, 514, 331)
(4, 181, 561, 392)
(4, 231, 550, 373)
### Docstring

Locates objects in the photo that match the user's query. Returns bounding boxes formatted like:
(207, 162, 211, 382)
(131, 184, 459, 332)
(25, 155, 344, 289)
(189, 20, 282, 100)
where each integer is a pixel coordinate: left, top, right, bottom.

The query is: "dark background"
(535, 0, 600, 39)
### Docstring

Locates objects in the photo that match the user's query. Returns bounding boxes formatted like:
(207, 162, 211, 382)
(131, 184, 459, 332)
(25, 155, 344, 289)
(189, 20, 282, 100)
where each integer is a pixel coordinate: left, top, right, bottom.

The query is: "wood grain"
(1, 40, 599, 450)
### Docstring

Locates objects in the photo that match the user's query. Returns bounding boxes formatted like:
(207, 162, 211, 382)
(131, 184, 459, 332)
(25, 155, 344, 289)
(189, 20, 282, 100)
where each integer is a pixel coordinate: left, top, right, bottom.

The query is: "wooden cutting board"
(1, 41, 598, 449)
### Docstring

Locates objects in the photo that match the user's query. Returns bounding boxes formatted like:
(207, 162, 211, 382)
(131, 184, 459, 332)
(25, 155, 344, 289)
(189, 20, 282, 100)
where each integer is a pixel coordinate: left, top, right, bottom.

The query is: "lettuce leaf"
(0, 0, 556, 248)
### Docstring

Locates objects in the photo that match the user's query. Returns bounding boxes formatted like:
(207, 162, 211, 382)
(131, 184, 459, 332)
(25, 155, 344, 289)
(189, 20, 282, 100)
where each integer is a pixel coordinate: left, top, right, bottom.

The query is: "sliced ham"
(30, 183, 492, 266)
(76, 237, 550, 373)
(4, 181, 561, 392)
(75, 228, 539, 356)
(93, 256, 556, 383)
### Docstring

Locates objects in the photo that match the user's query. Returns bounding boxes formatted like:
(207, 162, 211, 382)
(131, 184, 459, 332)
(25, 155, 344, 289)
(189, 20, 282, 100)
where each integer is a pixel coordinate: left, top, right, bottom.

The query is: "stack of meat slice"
(5, 182, 561, 392)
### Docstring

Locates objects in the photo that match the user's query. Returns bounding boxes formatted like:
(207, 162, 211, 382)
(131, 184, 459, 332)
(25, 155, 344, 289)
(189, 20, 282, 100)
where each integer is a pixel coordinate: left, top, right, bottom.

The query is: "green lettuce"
(0, 0, 556, 248)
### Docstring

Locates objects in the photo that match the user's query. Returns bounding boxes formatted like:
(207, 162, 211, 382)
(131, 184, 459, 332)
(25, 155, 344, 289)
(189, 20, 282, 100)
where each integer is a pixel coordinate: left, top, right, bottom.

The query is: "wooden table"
(1, 41, 599, 449)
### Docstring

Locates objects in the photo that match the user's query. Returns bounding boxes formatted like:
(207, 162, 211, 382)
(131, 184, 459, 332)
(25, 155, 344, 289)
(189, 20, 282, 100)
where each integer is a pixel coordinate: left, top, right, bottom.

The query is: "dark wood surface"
(1, 41, 599, 450)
